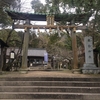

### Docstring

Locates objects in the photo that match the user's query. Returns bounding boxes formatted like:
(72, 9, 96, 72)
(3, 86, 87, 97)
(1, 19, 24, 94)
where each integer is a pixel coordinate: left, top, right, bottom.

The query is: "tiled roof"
(6, 10, 91, 22)
(6, 48, 47, 57)
(27, 49, 47, 57)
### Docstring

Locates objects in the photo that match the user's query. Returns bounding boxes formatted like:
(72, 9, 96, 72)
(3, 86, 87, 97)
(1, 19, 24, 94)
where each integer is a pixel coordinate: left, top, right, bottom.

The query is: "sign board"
(10, 51, 15, 59)
(84, 36, 94, 63)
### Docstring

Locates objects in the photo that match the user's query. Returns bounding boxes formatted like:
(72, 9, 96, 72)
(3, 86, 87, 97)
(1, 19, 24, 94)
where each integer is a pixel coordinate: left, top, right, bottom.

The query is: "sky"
(21, 0, 45, 13)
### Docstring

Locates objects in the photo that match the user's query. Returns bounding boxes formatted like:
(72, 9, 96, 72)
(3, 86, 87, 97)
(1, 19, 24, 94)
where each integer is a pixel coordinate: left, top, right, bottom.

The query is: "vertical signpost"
(84, 36, 94, 64)
(82, 36, 100, 74)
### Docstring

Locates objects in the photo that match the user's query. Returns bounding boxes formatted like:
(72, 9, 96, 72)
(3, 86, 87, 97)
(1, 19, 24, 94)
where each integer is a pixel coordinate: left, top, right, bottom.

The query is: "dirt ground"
(0, 69, 100, 78)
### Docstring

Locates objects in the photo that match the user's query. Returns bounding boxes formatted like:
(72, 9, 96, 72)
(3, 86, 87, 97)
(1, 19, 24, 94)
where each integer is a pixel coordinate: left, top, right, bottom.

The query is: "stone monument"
(82, 36, 100, 74)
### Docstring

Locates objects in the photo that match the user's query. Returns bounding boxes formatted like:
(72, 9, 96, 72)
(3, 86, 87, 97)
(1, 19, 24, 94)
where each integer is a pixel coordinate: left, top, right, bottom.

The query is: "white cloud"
(21, 0, 33, 12)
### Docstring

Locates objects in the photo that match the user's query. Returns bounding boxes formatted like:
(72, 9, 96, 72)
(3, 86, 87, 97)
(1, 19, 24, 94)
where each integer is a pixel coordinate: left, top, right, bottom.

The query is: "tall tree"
(31, 0, 44, 13)
(31, 0, 61, 14)
(0, 29, 21, 47)
(0, 0, 21, 26)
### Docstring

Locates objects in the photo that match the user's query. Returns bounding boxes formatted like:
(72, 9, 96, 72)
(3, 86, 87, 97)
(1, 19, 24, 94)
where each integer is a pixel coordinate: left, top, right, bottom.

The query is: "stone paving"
(0, 69, 100, 78)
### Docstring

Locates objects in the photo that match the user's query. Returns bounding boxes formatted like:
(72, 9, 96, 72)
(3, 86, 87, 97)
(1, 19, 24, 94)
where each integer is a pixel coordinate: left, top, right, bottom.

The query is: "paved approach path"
(0, 69, 100, 78)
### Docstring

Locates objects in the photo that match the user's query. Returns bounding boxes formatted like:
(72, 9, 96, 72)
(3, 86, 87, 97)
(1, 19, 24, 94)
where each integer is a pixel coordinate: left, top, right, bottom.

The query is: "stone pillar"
(82, 36, 100, 74)
(20, 19, 30, 73)
(85, 36, 94, 63)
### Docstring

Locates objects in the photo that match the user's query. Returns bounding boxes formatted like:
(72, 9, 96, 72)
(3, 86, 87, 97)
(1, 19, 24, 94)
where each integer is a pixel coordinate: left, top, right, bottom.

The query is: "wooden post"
(46, 15, 54, 25)
(46, 15, 50, 25)
(72, 27, 78, 69)
(0, 46, 4, 74)
(51, 15, 54, 25)
(20, 19, 30, 73)
(0, 45, 1, 73)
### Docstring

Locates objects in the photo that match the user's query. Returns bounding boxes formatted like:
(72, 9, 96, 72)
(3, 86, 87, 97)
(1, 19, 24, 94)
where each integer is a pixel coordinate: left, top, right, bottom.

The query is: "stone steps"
(0, 77, 100, 81)
(0, 77, 100, 100)
(0, 92, 100, 99)
(0, 86, 100, 93)
(0, 81, 100, 87)
(1, 99, 80, 100)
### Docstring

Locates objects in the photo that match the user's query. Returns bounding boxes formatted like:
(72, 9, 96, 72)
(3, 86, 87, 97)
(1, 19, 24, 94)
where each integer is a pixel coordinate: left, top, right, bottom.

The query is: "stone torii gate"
(7, 10, 87, 73)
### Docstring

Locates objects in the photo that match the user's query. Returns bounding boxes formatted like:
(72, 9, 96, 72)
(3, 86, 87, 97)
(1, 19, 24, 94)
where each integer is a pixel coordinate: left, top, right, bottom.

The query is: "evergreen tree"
(0, 0, 21, 26)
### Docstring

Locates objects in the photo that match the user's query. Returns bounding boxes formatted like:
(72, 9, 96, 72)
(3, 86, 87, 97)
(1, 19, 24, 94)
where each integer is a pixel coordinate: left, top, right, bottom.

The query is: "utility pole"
(20, 19, 30, 73)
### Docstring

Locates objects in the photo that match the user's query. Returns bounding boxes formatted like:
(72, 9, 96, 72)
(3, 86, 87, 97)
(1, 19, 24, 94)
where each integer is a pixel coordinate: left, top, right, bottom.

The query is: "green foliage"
(0, 29, 21, 47)
(64, 34, 72, 50)
(49, 33, 60, 44)
(31, 0, 44, 13)
(0, 0, 21, 26)
(29, 38, 40, 48)
(31, 0, 92, 25)
(31, 0, 60, 14)
(76, 34, 84, 48)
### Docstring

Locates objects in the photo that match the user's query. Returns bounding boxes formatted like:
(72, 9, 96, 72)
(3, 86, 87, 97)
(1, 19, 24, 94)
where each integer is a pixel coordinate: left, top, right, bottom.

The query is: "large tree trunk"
(2, 48, 7, 71)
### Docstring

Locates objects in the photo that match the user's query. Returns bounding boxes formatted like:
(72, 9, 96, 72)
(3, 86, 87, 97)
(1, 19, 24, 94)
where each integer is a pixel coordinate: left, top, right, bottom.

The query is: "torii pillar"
(20, 19, 30, 73)
(71, 27, 80, 73)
